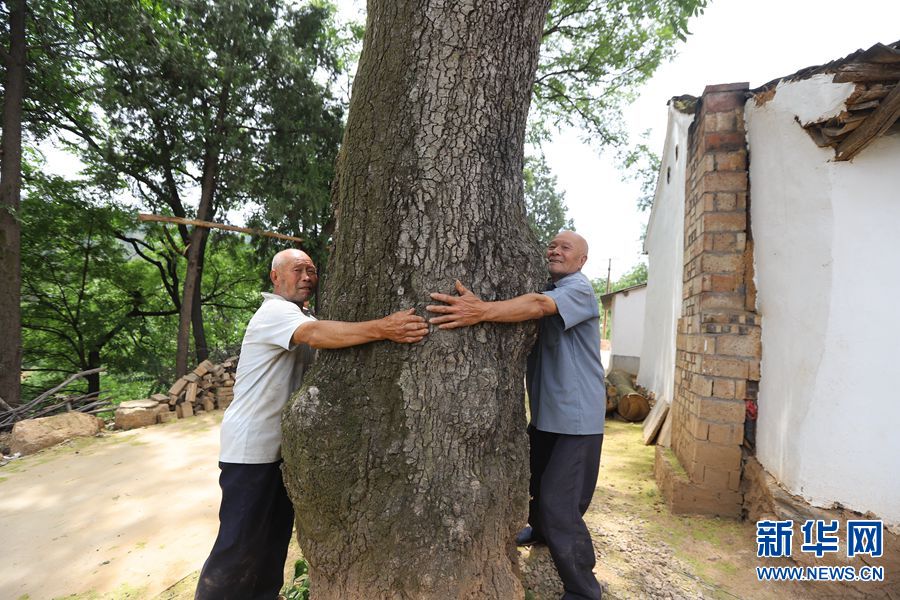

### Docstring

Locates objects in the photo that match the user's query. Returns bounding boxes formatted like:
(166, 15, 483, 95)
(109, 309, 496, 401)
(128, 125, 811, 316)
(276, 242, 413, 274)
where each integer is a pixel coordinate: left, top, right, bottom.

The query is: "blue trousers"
(529, 427, 604, 600)
(195, 461, 295, 600)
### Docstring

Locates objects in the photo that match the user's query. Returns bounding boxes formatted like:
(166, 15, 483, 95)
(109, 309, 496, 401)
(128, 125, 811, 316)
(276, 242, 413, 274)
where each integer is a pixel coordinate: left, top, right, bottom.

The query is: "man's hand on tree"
(381, 308, 429, 343)
(426, 280, 486, 329)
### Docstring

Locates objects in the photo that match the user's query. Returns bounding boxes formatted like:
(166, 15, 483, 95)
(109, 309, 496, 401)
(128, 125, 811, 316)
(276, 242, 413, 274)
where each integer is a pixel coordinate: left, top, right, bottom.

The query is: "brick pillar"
(655, 82, 760, 518)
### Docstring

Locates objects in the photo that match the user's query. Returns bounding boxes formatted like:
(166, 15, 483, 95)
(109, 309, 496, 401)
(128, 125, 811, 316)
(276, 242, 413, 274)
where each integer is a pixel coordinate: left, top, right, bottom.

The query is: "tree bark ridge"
(282, 1, 551, 598)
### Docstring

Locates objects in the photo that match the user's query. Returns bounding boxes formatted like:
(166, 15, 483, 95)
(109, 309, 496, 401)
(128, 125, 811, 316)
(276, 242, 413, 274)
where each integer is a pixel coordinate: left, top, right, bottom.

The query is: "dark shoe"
(515, 525, 545, 547)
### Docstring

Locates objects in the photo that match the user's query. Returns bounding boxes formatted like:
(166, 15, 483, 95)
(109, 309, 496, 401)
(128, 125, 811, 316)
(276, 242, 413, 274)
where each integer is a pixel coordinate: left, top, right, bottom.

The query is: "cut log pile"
(114, 357, 238, 430)
(605, 369, 651, 423)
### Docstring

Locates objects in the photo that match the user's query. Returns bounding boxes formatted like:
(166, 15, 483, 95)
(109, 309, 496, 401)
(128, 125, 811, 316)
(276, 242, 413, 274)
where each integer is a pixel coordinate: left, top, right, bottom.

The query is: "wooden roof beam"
(138, 213, 303, 243)
(835, 82, 900, 161)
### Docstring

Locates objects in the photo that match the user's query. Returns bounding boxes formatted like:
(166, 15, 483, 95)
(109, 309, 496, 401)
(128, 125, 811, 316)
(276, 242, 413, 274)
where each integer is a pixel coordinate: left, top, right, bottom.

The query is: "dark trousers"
(195, 461, 295, 600)
(529, 427, 604, 600)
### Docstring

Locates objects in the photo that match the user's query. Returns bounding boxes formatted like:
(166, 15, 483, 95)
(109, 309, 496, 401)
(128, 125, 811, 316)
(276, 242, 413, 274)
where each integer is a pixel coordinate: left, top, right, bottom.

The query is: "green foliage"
(530, 0, 706, 213)
(532, 0, 707, 146)
(613, 261, 648, 291)
(19, 158, 263, 397)
(283, 558, 311, 600)
(524, 153, 575, 246)
(9, 0, 346, 391)
(19, 171, 155, 395)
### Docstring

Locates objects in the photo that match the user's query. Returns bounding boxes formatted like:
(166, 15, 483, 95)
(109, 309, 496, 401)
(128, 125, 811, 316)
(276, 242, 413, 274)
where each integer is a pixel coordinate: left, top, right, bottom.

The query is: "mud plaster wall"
(746, 76, 900, 526)
(638, 106, 693, 404)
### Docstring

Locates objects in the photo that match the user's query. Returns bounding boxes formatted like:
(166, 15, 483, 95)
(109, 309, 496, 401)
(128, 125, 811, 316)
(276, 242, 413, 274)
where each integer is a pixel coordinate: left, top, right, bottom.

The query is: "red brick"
(697, 292, 746, 311)
(715, 111, 737, 132)
(700, 253, 743, 273)
(704, 131, 746, 152)
(704, 91, 747, 113)
(710, 273, 741, 293)
(712, 232, 746, 252)
(703, 211, 747, 233)
(699, 171, 748, 195)
(714, 150, 747, 171)
(703, 82, 750, 94)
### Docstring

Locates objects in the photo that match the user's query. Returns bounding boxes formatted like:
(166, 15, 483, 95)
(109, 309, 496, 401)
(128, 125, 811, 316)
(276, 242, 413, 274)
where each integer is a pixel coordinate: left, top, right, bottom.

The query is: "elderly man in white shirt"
(196, 248, 428, 600)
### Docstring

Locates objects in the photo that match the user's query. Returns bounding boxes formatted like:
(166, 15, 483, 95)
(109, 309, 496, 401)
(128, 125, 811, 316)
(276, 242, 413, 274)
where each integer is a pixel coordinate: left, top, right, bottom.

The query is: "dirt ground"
(0, 411, 862, 600)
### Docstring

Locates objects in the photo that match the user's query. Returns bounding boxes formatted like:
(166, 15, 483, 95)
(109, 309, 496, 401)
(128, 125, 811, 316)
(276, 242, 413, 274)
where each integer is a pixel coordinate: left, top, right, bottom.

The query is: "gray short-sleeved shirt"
(526, 271, 606, 435)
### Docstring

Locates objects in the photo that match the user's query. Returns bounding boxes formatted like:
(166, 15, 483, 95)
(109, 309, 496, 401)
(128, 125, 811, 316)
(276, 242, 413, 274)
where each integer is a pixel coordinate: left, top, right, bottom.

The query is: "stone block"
(712, 378, 736, 399)
(157, 411, 177, 424)
(696, 396, 745, 424)
(703, 211, 747, 233)
(167, 378, 188, 397)
(115, 403, 159, 430)
(713, 150, 747, 172)
(717, 330, 762, 358)
(708, 422, 743, 445)
(10, 412, 103, 456)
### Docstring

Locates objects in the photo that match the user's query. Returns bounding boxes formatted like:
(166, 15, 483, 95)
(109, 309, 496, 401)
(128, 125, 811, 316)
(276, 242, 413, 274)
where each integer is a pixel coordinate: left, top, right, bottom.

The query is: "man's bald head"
(546, 230, 589, 281)
(270, 249, 318, 304)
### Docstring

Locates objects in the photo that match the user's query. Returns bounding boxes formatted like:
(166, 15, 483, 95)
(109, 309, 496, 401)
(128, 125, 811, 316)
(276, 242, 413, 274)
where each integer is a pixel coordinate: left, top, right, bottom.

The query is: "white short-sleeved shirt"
(219, 292, 316, 463)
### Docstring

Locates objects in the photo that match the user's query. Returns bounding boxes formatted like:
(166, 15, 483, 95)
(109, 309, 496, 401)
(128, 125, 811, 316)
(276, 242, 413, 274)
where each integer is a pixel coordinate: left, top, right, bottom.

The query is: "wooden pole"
(138, 213, 303, 244)
(602, 258, 611, 339)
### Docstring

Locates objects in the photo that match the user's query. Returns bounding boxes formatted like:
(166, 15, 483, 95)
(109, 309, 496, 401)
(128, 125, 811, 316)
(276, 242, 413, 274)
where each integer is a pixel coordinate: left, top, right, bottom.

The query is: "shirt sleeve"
(543, 278, 599, 330)
(250, 300, 314, 351)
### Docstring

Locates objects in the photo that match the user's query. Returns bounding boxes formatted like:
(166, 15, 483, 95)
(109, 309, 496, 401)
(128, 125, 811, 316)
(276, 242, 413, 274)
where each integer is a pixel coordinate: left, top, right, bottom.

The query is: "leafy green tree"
(0, 0, 26, 406)
(523, 153, 575, 246)
(20, 168, 266, 397)
(532, 0, 707, 145)
(613, 261, 648, 290)
(19, 173, 173, 395)
(36, 0, 345, 375)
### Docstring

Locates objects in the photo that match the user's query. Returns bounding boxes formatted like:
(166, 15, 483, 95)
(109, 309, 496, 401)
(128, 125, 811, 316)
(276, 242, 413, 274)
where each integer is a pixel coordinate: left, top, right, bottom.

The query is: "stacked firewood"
(159, 357, 238, 418)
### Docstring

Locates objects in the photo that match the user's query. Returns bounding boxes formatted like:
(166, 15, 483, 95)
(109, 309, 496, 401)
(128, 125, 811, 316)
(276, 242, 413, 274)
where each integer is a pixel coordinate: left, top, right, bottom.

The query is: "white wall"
(746, 75, 900, 526)
(637, 105, 693, 404)
(610, 286, 647, 374)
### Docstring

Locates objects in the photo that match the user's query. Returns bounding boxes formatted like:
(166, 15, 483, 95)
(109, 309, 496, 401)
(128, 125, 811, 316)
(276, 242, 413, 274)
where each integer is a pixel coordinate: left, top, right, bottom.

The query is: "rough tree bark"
(0, 0, 26, 407)
(281, 1, 551, 598)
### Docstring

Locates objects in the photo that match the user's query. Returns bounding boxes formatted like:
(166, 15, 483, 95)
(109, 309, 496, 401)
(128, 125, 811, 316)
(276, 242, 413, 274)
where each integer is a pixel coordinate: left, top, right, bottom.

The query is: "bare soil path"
(1, 413, 225, 600)
(1, 412, 831, 600)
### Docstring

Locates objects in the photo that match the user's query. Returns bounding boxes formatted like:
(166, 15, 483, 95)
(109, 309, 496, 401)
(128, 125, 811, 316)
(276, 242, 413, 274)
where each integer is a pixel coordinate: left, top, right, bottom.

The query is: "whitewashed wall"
(637, 105, 693, 404)
(609, 285, 647, 374)
(746, 75, 900, 526)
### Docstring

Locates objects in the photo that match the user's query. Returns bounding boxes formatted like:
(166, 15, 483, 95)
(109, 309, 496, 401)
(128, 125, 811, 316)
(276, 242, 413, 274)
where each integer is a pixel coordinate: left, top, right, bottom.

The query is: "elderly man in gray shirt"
(428, 230, 606, 600)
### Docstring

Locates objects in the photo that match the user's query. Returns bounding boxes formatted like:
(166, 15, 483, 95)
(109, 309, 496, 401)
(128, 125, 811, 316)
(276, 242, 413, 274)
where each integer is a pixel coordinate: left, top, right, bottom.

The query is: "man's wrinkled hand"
(426, 280, 485, 329)
(382, 308, 429, 343)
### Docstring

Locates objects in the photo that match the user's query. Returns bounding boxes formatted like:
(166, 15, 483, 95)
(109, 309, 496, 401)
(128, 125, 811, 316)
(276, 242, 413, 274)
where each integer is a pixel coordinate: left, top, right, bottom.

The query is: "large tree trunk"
(0, 0, 26, 407)
(281, 1, 550, 598)
(190, 230, 210, 363)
